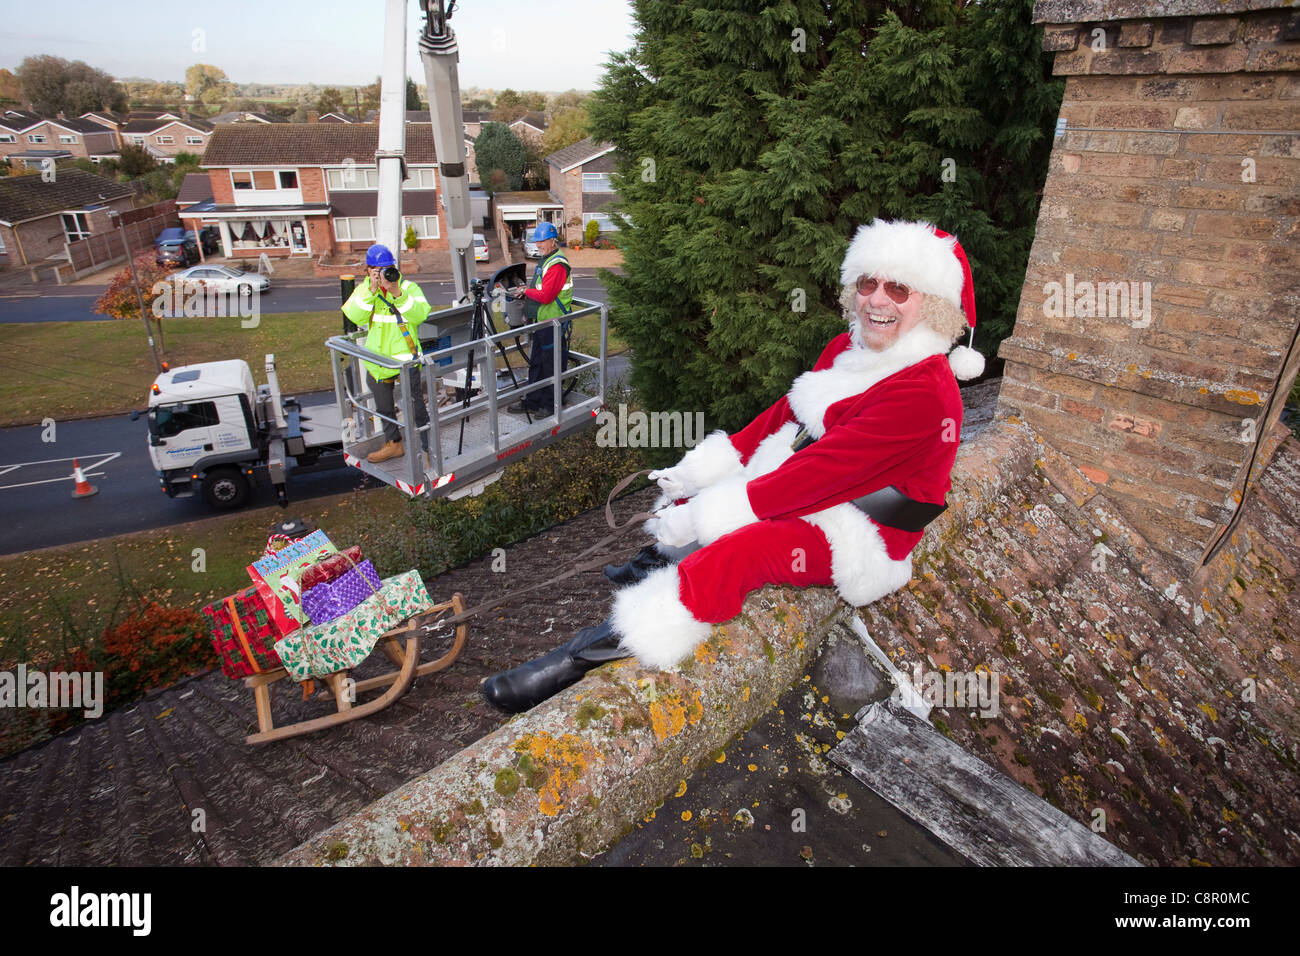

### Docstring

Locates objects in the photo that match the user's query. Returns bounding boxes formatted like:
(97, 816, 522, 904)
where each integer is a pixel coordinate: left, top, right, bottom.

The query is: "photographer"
(508, 221, 573, 415)
(342, 243, 432, 464)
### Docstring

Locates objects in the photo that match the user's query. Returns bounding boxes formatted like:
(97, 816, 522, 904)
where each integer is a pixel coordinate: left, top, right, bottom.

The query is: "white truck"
(142, 355, 344, 509)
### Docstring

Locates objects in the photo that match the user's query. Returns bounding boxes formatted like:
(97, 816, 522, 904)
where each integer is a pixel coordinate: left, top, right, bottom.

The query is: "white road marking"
(0, 452, 121, 491)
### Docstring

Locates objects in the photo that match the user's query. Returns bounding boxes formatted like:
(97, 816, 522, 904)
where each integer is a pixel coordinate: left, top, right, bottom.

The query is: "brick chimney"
(307, 110, 319, 124)
(997, 0, 1300, 575)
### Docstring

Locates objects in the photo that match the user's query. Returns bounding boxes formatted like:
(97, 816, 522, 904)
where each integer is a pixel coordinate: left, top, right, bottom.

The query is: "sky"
(0, 0, 638, 92)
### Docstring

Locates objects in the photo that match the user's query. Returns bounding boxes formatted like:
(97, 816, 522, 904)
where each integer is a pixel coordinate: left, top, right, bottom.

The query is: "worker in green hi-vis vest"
(341, 243, 432, 464)
(508, 221, 573, 415)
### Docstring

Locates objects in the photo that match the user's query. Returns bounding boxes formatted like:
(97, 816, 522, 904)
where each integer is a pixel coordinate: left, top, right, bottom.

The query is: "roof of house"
(511, 111, 547, 131)
(492, 189, 559, 207)
(45, 117, 111, 135)
(544, 136, 615, 172)
(81, 110, 128, 125)
(201, 123, 438, 166)
(0, 110, 42, 132)
(317, 112, 358, 124)
(176, 173, 214, 204)
(0, 167, 135, 225)
(122, 117, 214, 134)
(363, 109, 431, 123)
(209, 111, 284, 125)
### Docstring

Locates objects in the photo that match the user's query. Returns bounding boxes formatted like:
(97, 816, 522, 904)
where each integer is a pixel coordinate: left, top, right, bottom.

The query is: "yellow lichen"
(511, 732, 600, 817)
(648, 688, 704, 742)
(675, 779, 688, 798)
(1198, 702, 1219, 722)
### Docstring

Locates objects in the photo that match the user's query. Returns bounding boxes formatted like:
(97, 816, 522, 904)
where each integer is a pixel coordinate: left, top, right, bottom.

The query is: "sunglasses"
(856, 275, 915, 304)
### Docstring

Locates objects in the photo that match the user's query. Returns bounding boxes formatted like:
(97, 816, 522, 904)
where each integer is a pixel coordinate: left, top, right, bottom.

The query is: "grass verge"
(1, 311, 346, 427)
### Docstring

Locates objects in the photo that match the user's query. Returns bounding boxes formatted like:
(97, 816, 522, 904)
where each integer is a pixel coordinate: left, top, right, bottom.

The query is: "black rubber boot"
(604, 544, 673, 585)
(481, 619, 629, 713)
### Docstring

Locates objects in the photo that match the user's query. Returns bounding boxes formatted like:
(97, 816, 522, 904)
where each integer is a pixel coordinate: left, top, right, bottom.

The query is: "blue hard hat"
(531, 221, 559, 243)
(365, 243, 396, 268)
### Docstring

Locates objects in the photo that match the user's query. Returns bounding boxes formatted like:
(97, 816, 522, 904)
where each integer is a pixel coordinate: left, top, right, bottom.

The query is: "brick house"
(996, 0, 1300, 574)
(120, 116, 214, 162)
(196, 122, 445, 260)
(509, 111, 547, 146)
(0, 167, 135, 267)
(543, 137, 619, 243)
(0, 115, 120, 168)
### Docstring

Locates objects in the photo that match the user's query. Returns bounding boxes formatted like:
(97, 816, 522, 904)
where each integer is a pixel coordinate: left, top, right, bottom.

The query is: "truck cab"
(146, 360, 260, 507)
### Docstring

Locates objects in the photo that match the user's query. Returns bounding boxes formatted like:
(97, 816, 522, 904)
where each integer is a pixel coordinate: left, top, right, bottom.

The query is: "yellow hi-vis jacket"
(341, 275, 431, 381)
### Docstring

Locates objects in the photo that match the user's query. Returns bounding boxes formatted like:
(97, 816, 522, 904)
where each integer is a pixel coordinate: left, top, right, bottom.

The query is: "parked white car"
(473, 233, 489, 262)
(169, 265, 271, 294)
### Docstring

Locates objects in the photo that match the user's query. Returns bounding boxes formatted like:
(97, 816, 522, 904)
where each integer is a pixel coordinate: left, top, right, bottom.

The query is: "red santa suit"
(610, 219, 982, 670)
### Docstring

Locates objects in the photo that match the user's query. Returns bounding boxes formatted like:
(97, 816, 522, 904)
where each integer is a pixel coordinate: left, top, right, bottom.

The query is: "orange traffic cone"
(71, 459, 98, 498)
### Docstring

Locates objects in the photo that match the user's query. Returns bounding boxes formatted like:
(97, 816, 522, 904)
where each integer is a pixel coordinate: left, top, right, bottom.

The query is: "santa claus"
(483, 219, 983, 712)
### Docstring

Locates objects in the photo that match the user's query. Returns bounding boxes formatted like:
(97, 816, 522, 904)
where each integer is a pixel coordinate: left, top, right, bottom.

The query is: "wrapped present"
(273, 570, 433, 682)
(296, 546, 364, 592)
(201, 586, 284, 679)
(246, 530, 337, 636)
(302, 560, 383, 625)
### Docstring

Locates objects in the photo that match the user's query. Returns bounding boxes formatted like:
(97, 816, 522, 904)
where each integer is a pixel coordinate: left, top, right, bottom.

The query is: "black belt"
(791, 424, 947, 533)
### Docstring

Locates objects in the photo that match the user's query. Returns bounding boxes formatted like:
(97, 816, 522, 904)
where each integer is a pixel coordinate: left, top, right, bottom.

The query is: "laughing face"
(854, 275, 925, 352)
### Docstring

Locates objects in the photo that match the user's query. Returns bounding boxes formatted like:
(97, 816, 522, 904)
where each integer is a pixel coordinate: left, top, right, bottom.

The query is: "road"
(0, 275, 614, 323)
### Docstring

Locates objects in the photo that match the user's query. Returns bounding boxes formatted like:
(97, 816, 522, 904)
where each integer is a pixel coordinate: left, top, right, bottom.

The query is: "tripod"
(458, 277, 527, 455)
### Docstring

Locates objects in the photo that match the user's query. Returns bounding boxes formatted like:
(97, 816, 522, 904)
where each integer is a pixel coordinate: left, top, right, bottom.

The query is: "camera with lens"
(382, 265, 400, 283)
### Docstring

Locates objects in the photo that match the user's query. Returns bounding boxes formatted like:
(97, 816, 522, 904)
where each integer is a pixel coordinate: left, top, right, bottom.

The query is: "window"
(130, 136, 144, 146)
(582, 172, 612, 192)
(334, 217, 377, 242)
(28, 133, 46, 144)
(151, 401, 219, 438)
(186, 136, 203, 145)
(582, 212, 619, 233)
(232, 171, 252, 190)
(405, 215, 440, 239)
(0, 134, 12, 143)
(403, 167, 436, 190)
(59, 135, 77, 144)
(61, 212, 91, 242)
(326, 166, 380, 190)
(0, 231, 7, 254)
(278, 170, 298, 189)
(156, 135, 174, 144)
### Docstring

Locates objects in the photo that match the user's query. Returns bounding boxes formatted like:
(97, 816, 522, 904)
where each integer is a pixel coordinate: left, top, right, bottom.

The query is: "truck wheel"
(202, 467, 250, 509)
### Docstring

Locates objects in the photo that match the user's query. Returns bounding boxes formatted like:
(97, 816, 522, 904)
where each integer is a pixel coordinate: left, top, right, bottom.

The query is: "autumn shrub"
(0, 597, 210, 758)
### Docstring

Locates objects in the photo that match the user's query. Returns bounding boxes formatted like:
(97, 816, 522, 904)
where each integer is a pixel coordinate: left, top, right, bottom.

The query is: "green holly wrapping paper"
(272, 570, 433, 682)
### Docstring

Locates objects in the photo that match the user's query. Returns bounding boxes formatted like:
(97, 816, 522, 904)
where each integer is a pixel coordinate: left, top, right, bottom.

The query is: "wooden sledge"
(243, 592, 468, 745)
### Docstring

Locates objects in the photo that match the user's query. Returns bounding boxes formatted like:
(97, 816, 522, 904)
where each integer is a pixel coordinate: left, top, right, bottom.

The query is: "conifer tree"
(589, 0, 1062, 430)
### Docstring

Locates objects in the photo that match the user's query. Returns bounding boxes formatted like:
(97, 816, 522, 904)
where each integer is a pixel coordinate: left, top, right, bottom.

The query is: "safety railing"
(326, 297, 608, 497)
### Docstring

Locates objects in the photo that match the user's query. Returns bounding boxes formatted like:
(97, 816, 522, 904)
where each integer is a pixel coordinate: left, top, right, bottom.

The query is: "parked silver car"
(169, 265, 271, 294)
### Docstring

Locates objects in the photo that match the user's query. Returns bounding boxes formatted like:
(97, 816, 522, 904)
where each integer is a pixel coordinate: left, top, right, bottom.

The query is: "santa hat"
(841, 219, 984, 381)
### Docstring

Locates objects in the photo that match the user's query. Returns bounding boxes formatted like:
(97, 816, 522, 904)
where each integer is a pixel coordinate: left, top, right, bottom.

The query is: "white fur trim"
(744, 422, 800, 476)
(787, 325, 951, 438)
(690, 476, 759, 545)
(612, 565, 712, 670)
(672, 430, 743, 495)
(947, 345, 984, 381)
(801, 504, 914, 606)
(841, 219, 964, 309)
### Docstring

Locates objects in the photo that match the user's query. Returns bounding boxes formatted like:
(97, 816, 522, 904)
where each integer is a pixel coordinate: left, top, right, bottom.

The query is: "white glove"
(652, 503, 697, 548)
(648, 466, 688, 500)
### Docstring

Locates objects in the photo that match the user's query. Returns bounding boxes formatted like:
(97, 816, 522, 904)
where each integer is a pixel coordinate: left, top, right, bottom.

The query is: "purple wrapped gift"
(301, 560, 383, 625)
